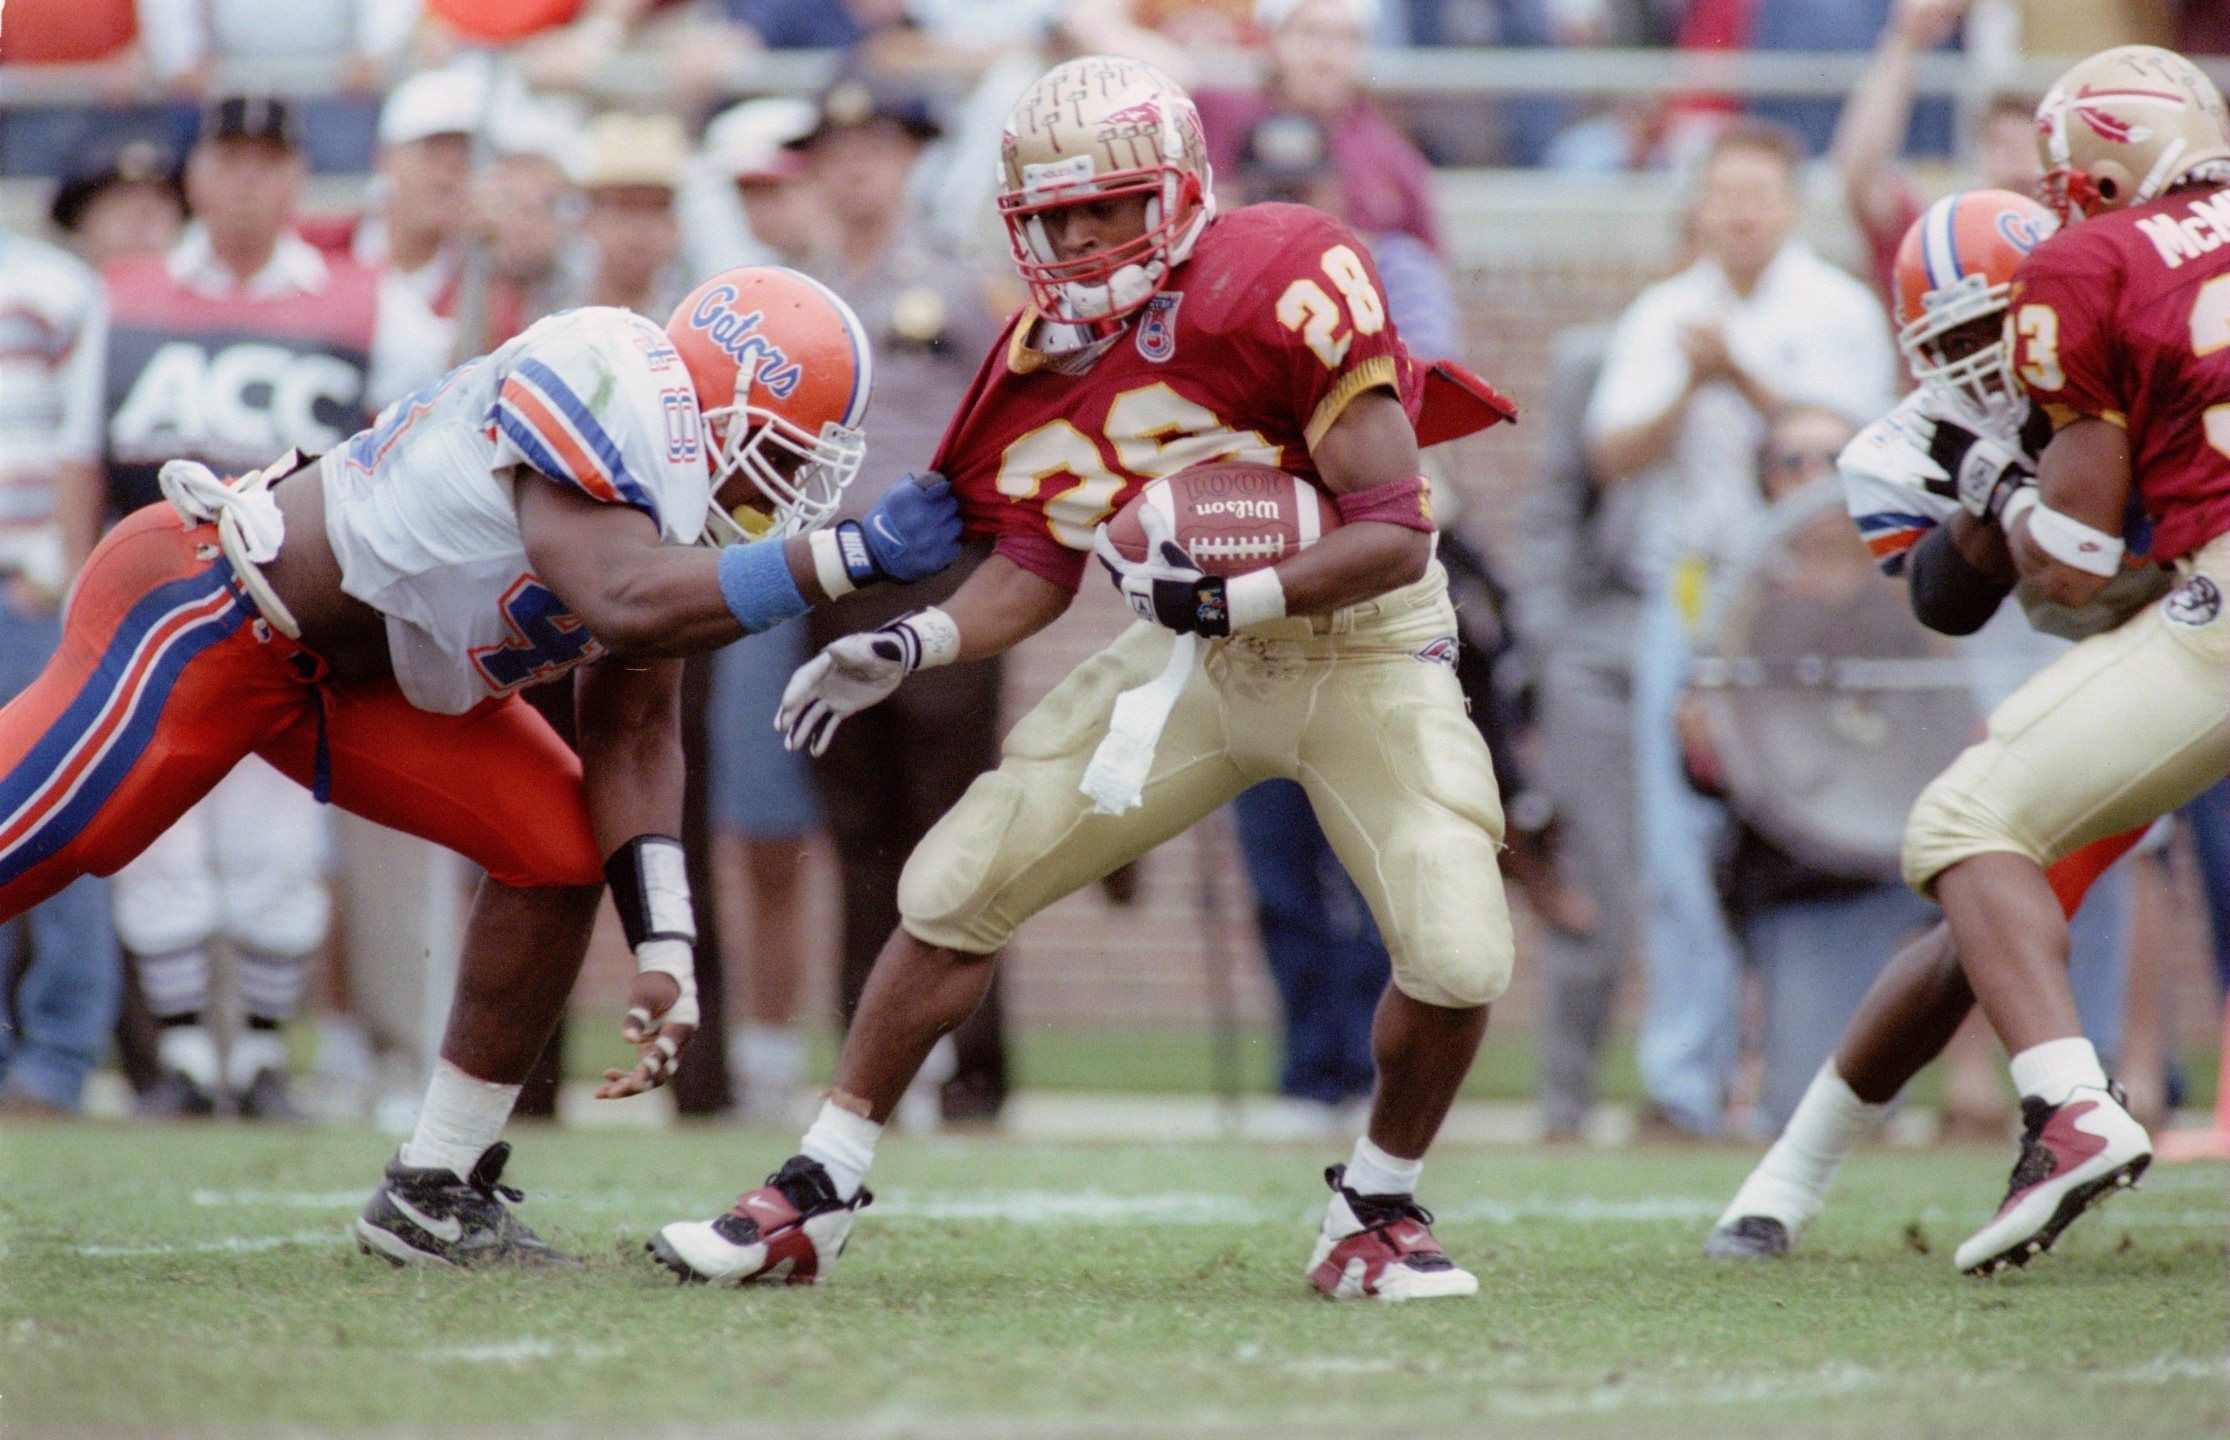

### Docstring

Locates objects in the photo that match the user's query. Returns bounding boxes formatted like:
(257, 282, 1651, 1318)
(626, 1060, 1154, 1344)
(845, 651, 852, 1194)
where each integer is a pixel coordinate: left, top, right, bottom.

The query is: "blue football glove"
(839, 472, 963, 586)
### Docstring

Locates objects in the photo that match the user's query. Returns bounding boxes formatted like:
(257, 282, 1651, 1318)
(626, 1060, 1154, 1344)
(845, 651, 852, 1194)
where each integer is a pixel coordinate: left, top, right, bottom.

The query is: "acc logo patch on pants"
(2164, 574, 2222, 628)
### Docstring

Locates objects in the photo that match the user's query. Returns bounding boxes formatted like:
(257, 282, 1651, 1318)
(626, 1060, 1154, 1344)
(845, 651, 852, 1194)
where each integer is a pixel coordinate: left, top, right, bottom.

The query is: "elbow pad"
(1906, 524, 2012, 637)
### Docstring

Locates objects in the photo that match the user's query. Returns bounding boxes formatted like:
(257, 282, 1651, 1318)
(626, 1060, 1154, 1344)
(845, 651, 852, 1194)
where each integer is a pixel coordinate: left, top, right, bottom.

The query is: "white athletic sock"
(731, 1023, 806, 1093)
(224, 1026, 288, 1094)
(2008, 1036, 2107, 1108)
(1718, 1063, 1885, 1231)
(400, 1061, 522, 1180)
(137, 946, 211, 1021)
(799, 1099, 882, 1201)
(156, 1023, 221, 1091)
(1343, 1136, 1423, 1198)
(234, 946, 313, 1026)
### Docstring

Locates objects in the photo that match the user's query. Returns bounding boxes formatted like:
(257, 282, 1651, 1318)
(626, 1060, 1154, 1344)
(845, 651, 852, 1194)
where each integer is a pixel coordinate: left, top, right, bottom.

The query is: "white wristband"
(2013, 491, 2126, 577)
(1224, 568, 1288, 631)
(809, 528, 858, 599)
(902, 606, 963, 669)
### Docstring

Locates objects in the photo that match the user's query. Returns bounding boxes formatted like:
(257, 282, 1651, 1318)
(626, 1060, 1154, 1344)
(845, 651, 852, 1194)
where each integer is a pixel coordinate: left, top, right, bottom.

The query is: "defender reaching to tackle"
(0, 268, 962, 1266)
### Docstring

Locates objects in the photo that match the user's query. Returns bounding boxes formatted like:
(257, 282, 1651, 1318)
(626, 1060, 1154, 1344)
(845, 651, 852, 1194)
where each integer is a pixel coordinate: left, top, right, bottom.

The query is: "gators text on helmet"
(664, 266, 875, 545)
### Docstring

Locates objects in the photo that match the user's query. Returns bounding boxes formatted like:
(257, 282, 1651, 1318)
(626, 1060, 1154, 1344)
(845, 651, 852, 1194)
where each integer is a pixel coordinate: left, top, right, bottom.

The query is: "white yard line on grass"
(424, 1339, 621, 1365)
(1479, 1354, 2230, 1421)
(69, 1229, 351, 1258)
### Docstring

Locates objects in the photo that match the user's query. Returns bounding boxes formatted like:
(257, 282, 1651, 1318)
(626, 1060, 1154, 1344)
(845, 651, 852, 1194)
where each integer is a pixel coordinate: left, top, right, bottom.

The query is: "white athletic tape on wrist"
(634, 937, 701, 1029)
(903, 607, 962, 669)
(1079, 633, 1198, 816)
(2007, 489, 2125, 577)
(1223, 568, 1287, 631)
(809, 528, 858, 598)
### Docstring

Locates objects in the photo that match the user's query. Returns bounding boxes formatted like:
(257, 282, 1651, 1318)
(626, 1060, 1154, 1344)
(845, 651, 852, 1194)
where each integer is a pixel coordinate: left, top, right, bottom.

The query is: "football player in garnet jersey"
(1892, 45, 2230, 1275)
(1708, 189, 2180, 1264)
(650, 56, 1513, 1300)
(0, 267, 963, 1266)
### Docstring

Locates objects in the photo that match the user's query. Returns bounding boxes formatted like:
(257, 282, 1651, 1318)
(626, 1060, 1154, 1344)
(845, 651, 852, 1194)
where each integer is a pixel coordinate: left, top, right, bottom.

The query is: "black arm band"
(1907, 524, 2013, 637)
(604, 835, 696, 949)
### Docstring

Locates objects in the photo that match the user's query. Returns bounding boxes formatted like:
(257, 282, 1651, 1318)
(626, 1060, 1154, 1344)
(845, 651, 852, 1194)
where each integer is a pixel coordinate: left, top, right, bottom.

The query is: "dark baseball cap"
(50, 135, 187, 233)
(1235, 111, 1333, 203)
(788, 75, 942, 149)
(199, 95, 302, 150)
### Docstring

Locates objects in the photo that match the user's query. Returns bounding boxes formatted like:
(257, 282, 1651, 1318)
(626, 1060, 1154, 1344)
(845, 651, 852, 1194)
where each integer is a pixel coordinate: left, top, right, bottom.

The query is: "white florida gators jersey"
(1839, 386, 2168, 641)
(319, 307, 710, 714)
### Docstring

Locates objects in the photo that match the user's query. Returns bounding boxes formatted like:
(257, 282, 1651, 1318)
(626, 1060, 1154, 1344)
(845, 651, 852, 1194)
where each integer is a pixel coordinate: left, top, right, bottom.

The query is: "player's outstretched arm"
(572, 655, 699, 1099)
(2005, 417, 2133, 609)
(773, 553, 1072, 756)
(515, 471, 962, 658)
(1277, 388, 1435, 614)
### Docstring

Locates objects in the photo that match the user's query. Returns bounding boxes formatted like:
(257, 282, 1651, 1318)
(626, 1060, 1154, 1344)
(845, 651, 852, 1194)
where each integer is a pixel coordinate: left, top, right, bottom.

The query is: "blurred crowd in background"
(2, 0, 2227, 1145)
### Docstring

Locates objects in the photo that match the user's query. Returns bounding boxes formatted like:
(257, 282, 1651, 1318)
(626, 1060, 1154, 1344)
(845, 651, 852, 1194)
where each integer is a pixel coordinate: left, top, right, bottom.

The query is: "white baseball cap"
(701, 97, 817, 184)
(377, 68, 487, 148)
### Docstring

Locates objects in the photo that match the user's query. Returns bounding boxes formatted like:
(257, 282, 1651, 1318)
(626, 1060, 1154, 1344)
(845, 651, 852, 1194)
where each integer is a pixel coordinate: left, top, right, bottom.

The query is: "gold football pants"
(898, 566, 1515, 1008)
(1904, 532, 2230, 894)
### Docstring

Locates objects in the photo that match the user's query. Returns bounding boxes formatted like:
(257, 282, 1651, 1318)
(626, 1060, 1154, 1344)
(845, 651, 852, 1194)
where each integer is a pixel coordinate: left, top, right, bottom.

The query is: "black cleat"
(234, 1068, 308, 1123)
(137, 1068, 219, 1119)
(1704, 1215, 1791, 1260)
(355, 1142, 580, 1269)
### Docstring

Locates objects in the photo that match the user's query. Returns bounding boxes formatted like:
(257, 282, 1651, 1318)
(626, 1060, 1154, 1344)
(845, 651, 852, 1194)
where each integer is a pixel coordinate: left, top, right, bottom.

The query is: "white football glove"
(775, 609, 960, 756)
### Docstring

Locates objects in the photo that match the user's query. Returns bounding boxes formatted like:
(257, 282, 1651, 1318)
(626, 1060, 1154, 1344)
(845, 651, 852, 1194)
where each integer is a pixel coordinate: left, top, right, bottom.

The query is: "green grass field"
(2, 1124, 2223, 1439)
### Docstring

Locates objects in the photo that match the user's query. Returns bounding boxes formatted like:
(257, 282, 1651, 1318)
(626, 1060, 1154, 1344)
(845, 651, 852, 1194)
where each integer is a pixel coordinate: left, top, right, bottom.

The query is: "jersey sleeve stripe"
(509, 360, 661, 519)
(1302, 354, 1400, 451)
(497, 380, 619, 503)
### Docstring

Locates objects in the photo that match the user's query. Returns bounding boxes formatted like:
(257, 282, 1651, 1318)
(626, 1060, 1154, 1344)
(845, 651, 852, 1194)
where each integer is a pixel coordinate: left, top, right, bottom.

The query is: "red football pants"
(0, 507, 601, 921)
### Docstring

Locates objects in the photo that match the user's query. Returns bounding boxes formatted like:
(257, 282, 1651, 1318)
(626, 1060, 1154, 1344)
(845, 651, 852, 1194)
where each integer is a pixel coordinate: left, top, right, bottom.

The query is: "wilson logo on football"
(686, 285, 804, 399)
(1137, 292, 1182, 362)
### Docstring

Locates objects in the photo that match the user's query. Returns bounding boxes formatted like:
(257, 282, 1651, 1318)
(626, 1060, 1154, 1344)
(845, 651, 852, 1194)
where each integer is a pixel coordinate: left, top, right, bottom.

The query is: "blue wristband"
(717, 537, 809, 634)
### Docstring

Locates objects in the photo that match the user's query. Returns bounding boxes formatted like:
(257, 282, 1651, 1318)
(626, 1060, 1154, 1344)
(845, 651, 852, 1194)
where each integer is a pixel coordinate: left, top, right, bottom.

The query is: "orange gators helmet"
(2036, 45, 2230, 225)
(996, 55, 1215, 326)
(665, 266, 873, 545)
(1892, 189, 2058, 410)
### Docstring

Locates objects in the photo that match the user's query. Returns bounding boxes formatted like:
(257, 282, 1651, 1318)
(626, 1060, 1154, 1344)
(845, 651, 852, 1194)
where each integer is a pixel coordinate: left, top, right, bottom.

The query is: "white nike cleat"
(1305, 1165, 1478, 1302)
(647, 1155, 869, 1286)
(1954, 1083, 2151, 1276)
(354, 1143, 579, 1269)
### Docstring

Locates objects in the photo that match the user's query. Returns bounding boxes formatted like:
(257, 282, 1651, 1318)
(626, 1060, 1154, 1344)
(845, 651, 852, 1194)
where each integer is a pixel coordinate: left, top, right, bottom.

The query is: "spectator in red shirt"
(1194, 0, 1442, 252)
(1833, 0, 2039, 306)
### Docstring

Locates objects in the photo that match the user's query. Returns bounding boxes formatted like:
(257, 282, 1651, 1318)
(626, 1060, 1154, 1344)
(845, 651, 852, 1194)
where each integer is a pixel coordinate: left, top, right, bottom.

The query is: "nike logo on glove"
(871, 514, 902, 548)
(392, 1194, 464, 1244)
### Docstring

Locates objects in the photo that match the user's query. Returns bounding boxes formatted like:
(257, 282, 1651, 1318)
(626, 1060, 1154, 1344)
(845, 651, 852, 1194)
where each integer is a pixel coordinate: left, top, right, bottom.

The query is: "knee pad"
(215, 810, 332, 956)
(1381, 817, 1513, 1009)
(220, 864, 332, 957)
(898, 771, 1025, 955)
(111, 823, 217, 956)
(1901, 749, 2040, 898)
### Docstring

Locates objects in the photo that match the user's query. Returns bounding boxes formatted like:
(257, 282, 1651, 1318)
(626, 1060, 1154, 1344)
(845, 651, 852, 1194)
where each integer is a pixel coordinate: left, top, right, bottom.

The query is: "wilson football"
(1104, 461, 1342, 577)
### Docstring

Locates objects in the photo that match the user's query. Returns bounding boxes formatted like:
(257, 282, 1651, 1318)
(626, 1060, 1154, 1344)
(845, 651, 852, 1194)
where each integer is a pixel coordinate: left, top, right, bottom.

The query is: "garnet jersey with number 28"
(2009, 183, 2230, 561)
(931, 203, 1420, 592)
